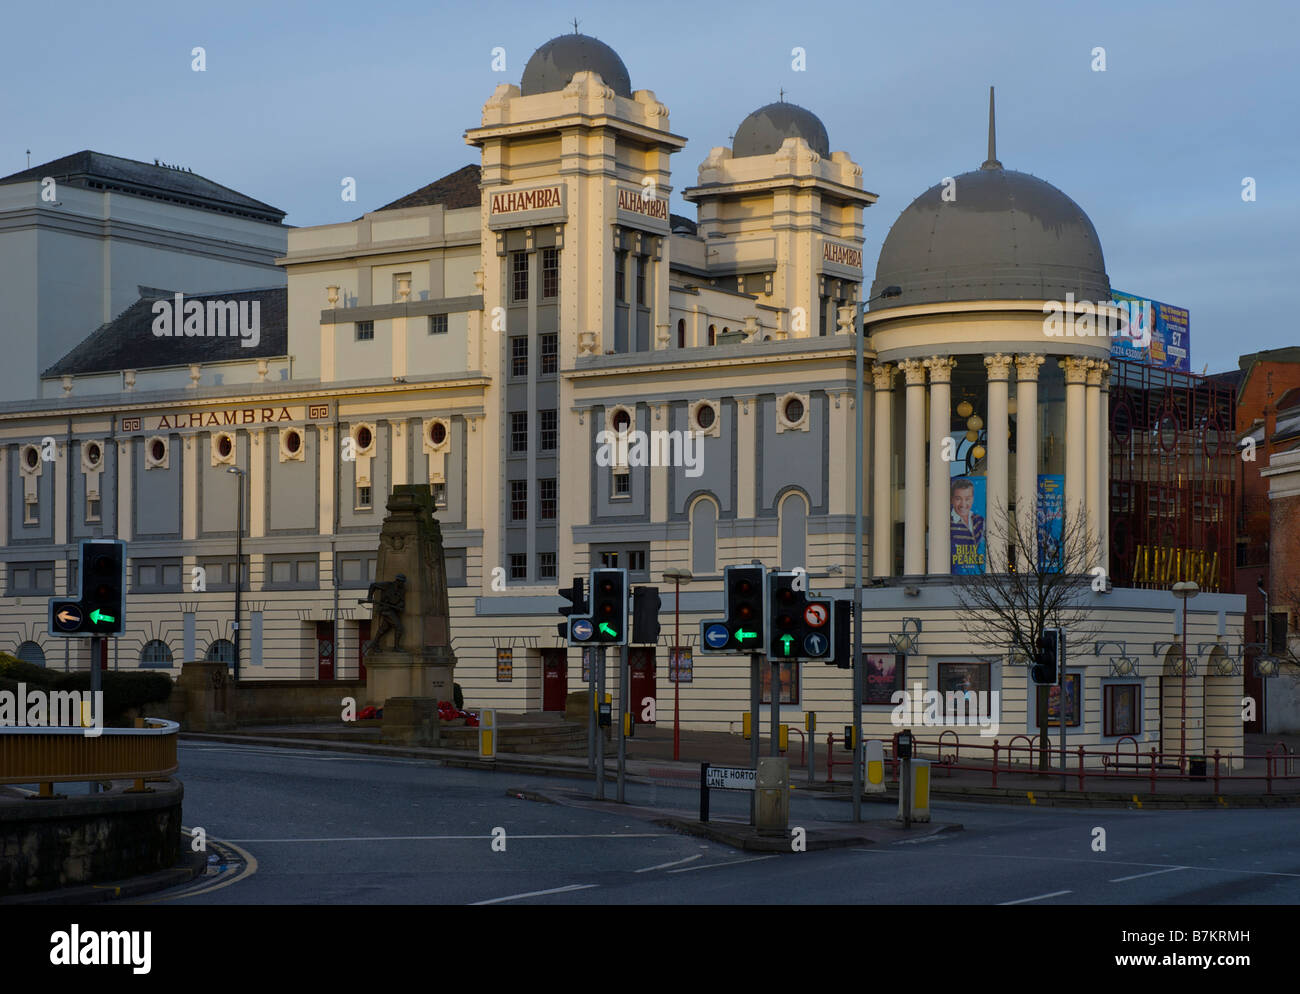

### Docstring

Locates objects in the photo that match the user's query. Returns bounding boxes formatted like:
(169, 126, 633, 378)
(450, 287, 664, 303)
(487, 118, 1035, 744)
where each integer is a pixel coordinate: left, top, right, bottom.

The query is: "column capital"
(1014, 353, 1045, 380)
(899, 357, 928, 386)
(923, 355, 957, 383)
(984, 352, 1014, 381)
(1060, 355, 1091, 384)
(1085, 361, 1105, 387)
(871, 362, 897, 391)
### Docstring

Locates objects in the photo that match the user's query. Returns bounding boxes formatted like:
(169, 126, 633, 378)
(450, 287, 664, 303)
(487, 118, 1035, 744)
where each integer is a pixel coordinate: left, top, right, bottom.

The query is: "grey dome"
(870, 165, 1109, 309)
(733, 102, 830, 157)
(521, 34, 632, 97)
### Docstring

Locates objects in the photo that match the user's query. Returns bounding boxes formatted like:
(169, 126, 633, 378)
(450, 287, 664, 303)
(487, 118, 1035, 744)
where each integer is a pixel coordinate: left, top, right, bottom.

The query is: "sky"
(4, 0, 1297, 375)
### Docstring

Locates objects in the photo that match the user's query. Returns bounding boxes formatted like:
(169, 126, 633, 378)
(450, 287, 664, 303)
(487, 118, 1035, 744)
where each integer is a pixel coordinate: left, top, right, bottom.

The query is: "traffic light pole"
(617, 643, 628, 803)
(587, 648, 596, 772)
(769, 658, 780, 758)
(852, 302, 865, 823)
(750, 651, 760, 826)
(595, 646, 606, 800)
(1059, 630, 1067, 792)
(90, 635, 103, 794)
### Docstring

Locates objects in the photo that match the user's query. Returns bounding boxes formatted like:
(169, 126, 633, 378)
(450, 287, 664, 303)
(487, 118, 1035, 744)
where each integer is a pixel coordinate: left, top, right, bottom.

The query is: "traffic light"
(49, 540, 125, 637)
(699, 565, 765, 653)
(831, 599, 852, 668)
(587, 568, 628, 645)
(766, 571, 834, 661)
(1032, 628, 1060, 684)
(557, 576, 587, 640)
(631, 586, 661, 644)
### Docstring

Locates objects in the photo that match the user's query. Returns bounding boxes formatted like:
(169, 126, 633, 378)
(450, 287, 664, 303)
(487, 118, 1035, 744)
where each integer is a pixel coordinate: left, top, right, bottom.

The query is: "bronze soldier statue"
(360, 573, 406, 655)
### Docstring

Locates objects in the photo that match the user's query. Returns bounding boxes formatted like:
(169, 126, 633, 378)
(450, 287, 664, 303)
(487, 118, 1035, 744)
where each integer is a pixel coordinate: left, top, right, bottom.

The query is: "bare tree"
(955, 498, 1107, 769)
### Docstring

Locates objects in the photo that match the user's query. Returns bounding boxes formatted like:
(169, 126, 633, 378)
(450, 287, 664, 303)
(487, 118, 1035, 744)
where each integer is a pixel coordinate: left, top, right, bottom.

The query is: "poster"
(496, 648, 513, 682)
(1105, 684, 1139, 736)
(1037, 474, 1065, 572)
(937, 661, 991, 696)
(1046, 673, 1082, 727)
(950, 476, 987, 574)
(669, 648, 693, 684)
(863, 653, 904, 705)
(761, 661, 798, 704)
(1110, 289, 1191, 373)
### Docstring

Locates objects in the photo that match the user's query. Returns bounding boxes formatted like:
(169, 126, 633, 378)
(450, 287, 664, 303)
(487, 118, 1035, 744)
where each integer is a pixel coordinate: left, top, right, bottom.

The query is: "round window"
(430, 422, 447, 446)
(783, 398, 804, 424)
(696, 404, 716, 430)
(85, 442, 101, 466)
(355, 426, 373, 450)
(24, 446, 39, 468)
(284, 430, 301, 453)
(150, 438, 166, 462)
(611, 410, 631, 433)
(217, 434, 233, 458)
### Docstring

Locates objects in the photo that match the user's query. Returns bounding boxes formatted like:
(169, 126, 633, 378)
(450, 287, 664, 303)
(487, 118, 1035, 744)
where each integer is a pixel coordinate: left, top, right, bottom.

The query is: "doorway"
(629, 647, 656, 724)
(316, 621, 335, 680)
(542, 649, 567, 711)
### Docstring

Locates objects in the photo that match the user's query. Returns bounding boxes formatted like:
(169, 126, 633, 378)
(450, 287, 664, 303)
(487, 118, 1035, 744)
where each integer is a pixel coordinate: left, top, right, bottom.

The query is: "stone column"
(900, 358, 928, 576)
(117, 437, 134, 541)
(984, 353, 1013, 572)
(925, 356, 956, 576)
(392, 278, 410, 381)
(735, 396, 757, 521)
(248, 429, 266, 538)
(1013, 355, 1044, 570)
(872, 363, 896, 577)
(1085, 360, 1104, 560)
(321, 286, 339, 382)
(1061, 356, 1090, 539)
(1098, 361, 1111, 573)
(391, 420, 408, 487)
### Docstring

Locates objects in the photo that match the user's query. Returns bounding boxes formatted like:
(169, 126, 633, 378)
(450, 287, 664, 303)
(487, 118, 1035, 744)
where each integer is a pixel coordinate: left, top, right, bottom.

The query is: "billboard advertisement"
(1037, 474, 1065, 572)
(950, 475, 987, 574)
(1110, 289, 1190, 372)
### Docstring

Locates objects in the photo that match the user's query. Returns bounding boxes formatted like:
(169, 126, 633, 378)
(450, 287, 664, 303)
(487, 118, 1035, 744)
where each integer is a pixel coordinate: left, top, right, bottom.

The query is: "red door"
(630, 648, 656, 724)
(357, 620, 370, 681)
(542, 649, 567, 711)
(316, 621, 335, 680)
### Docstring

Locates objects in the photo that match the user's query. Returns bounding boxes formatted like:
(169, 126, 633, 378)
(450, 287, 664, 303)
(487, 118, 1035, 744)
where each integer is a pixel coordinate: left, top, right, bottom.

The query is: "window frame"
(428, 313, 449, 335)
(510, 480, 528, 521)
(510, 411, 528, 453)
(510, 337, 528, 377)
(356, 320, 375, 341)
(538, 478, 557, 520)
(541, 247, 559, 299)
(540, 409, 558, 451)
(511, 251, 529, 302)
(540, 333, 558, 375)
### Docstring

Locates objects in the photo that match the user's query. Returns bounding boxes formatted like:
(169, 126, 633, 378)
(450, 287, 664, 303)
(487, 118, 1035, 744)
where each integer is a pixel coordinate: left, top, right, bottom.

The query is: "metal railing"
(0, 718, 179, 796)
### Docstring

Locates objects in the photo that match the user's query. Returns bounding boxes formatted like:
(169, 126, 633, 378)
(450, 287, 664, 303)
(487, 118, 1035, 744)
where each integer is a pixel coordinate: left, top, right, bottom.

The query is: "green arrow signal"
(734, 629, 756, 642)
(90, 609, 116, 624)
(599, 622, 617, 637)
(779, 634, 793, 653)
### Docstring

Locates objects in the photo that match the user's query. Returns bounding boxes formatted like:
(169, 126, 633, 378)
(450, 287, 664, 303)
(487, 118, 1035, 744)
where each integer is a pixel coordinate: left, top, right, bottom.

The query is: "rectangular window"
(358, 485, 372, 509)
(86, 496, 101, 522)
(264, 557, 319, 590)
(432, 481, 447, 508)
(636, 256, 647, 305)
(512, 252, 529, 302)
(761, 661, 800, 704)
(24, 501, 37, 525)
(511, 337, 528, 377)
(356, 320, 374, 341)
(7, 561, 55, 596)
(509, 553, 527, 580)
(510, 480, 528, 521)
(510, 411, 528, 452)
(333, 554, 377, 589)
(541, 247, 559, 299)
(429, 313, 448, 335)
(540, 333, 558, 374)
(600, 551, 619, 568)
(539, 478, 557, 520)
(1103, 684, 1141, 736)
(1271, 613, 1289, 654)
(627, 550, 645, 572)
(540, 409, 558, 451)
(133, 558, 182, 593)
(198, 557, 248, 591)
(613, 472, 630, 497)
(614, 252, 626, 301)
(538, 552, 557, 580)
(67, 559, 78, 595)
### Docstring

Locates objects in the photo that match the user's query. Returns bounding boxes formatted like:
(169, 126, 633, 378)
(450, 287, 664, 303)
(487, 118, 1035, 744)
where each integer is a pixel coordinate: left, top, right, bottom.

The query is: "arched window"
(677, 319, 686, 348)
(205, 639, 236, 666)
(690, 497, 717, 575)
(707, 325, 716, 346)
(779, 491, 808, 571)
(15, 641, 45, 667)
(140, 639, 174, 668)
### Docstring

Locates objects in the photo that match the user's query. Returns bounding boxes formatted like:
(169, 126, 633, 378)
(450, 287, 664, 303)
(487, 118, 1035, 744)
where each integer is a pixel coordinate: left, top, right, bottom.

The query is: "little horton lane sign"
(119, 404, 331, 433)
(822, 241, 863, 269)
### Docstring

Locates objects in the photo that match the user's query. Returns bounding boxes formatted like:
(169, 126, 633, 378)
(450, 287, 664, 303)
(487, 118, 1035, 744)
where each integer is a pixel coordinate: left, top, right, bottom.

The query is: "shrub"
(57, 672, 175, 726)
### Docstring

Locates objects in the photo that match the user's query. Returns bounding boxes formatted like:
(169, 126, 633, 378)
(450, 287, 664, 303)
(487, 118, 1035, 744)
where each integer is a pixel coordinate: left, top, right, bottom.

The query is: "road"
(142, 741, 1300, 905)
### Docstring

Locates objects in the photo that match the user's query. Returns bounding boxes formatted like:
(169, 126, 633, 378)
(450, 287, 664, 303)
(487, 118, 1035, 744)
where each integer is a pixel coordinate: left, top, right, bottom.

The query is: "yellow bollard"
(479, 709, 496, 759)
(743, 711, 752, 740)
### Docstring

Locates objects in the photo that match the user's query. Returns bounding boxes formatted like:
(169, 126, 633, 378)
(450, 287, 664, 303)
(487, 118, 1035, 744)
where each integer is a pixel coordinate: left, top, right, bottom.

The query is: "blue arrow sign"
(703, 623, 730, 650)
(571, 619, 594, 642)
(803, 632, 828, 657)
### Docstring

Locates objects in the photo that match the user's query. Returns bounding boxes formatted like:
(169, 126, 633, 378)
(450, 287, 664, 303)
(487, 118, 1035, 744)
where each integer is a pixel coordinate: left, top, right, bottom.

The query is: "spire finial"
(981, 85, 1002, 170)
(572, 17, 580, 33)
(779, 86, 785, 102)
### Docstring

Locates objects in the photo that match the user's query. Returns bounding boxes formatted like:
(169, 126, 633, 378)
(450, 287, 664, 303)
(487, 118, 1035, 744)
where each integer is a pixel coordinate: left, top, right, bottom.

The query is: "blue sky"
(5, 0, 1296, 374)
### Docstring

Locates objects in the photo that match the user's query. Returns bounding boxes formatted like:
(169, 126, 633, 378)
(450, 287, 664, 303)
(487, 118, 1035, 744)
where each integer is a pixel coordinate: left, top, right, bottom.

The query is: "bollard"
(1267, 750, 1274, 796)
(991, 740, 999, 789)
(1077, 746, 1086, 791)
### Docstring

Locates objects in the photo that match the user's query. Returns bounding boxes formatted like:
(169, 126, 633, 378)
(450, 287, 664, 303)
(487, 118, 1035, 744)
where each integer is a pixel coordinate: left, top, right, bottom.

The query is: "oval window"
(611, 410, 632, 433)
(430, 422, 447, 446)
(355, 426, 373, 450)
(284, 430, 302, 454)
(24, 446, 39, 468)
(783, 398, 804, 424)
(696, 404, 716, 430)
(85, 442, 101, 466)
(217, 434, 233, 458)
(150, 438, 166, 462)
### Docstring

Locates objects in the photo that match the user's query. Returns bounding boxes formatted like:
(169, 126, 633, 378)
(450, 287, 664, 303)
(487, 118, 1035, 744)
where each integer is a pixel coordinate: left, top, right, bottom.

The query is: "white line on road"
(634, 854, 702, 873)
(667, 855, 777, 874)
(998, 890, 1072, 905)
(471, 884, 598, 905)
(223, 833, 668, 843)
(1110, 866, 1188, 883)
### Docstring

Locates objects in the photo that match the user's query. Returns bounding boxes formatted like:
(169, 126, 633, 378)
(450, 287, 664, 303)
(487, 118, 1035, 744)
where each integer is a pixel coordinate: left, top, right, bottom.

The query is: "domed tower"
(464, 32, 685, 586)
(683, 98, 875, 339)
(863, 89, 1118, 578)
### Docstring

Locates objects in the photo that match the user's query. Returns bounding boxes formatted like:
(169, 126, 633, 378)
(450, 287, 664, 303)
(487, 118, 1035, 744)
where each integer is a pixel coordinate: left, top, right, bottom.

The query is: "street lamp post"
(853, 285, 901, 822)
(1172, 580, 1199, 771)
(226, 466, 246, 681)
(663, 567, 693, 761)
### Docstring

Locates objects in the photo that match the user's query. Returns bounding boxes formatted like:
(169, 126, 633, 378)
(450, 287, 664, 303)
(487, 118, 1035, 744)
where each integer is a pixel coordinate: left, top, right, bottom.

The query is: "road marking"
(894, 835, 946, 845)
(471, 884, 598, 905)
(999, 890, 1071, 905)
(133, 835, 258, 904)
(973, 852, 1300, 879)
(223, 833, 668, 843)
(1110, 865, 1188, 882)
(634, 854, 702, 873)
(667, 855, 777, 874)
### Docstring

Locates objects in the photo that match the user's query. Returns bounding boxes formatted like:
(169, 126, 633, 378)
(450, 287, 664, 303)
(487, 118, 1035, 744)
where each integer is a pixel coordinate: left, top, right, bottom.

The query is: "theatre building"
(0, 33, 1246, 764)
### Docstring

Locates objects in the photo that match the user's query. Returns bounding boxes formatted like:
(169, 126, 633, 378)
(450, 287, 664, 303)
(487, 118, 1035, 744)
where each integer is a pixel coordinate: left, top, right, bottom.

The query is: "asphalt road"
(142, 741, 1300, 906)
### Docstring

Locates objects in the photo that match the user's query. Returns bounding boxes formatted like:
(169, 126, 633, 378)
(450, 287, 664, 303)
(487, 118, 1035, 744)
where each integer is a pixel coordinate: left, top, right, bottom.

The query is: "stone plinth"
(381, 697, 440, 747)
